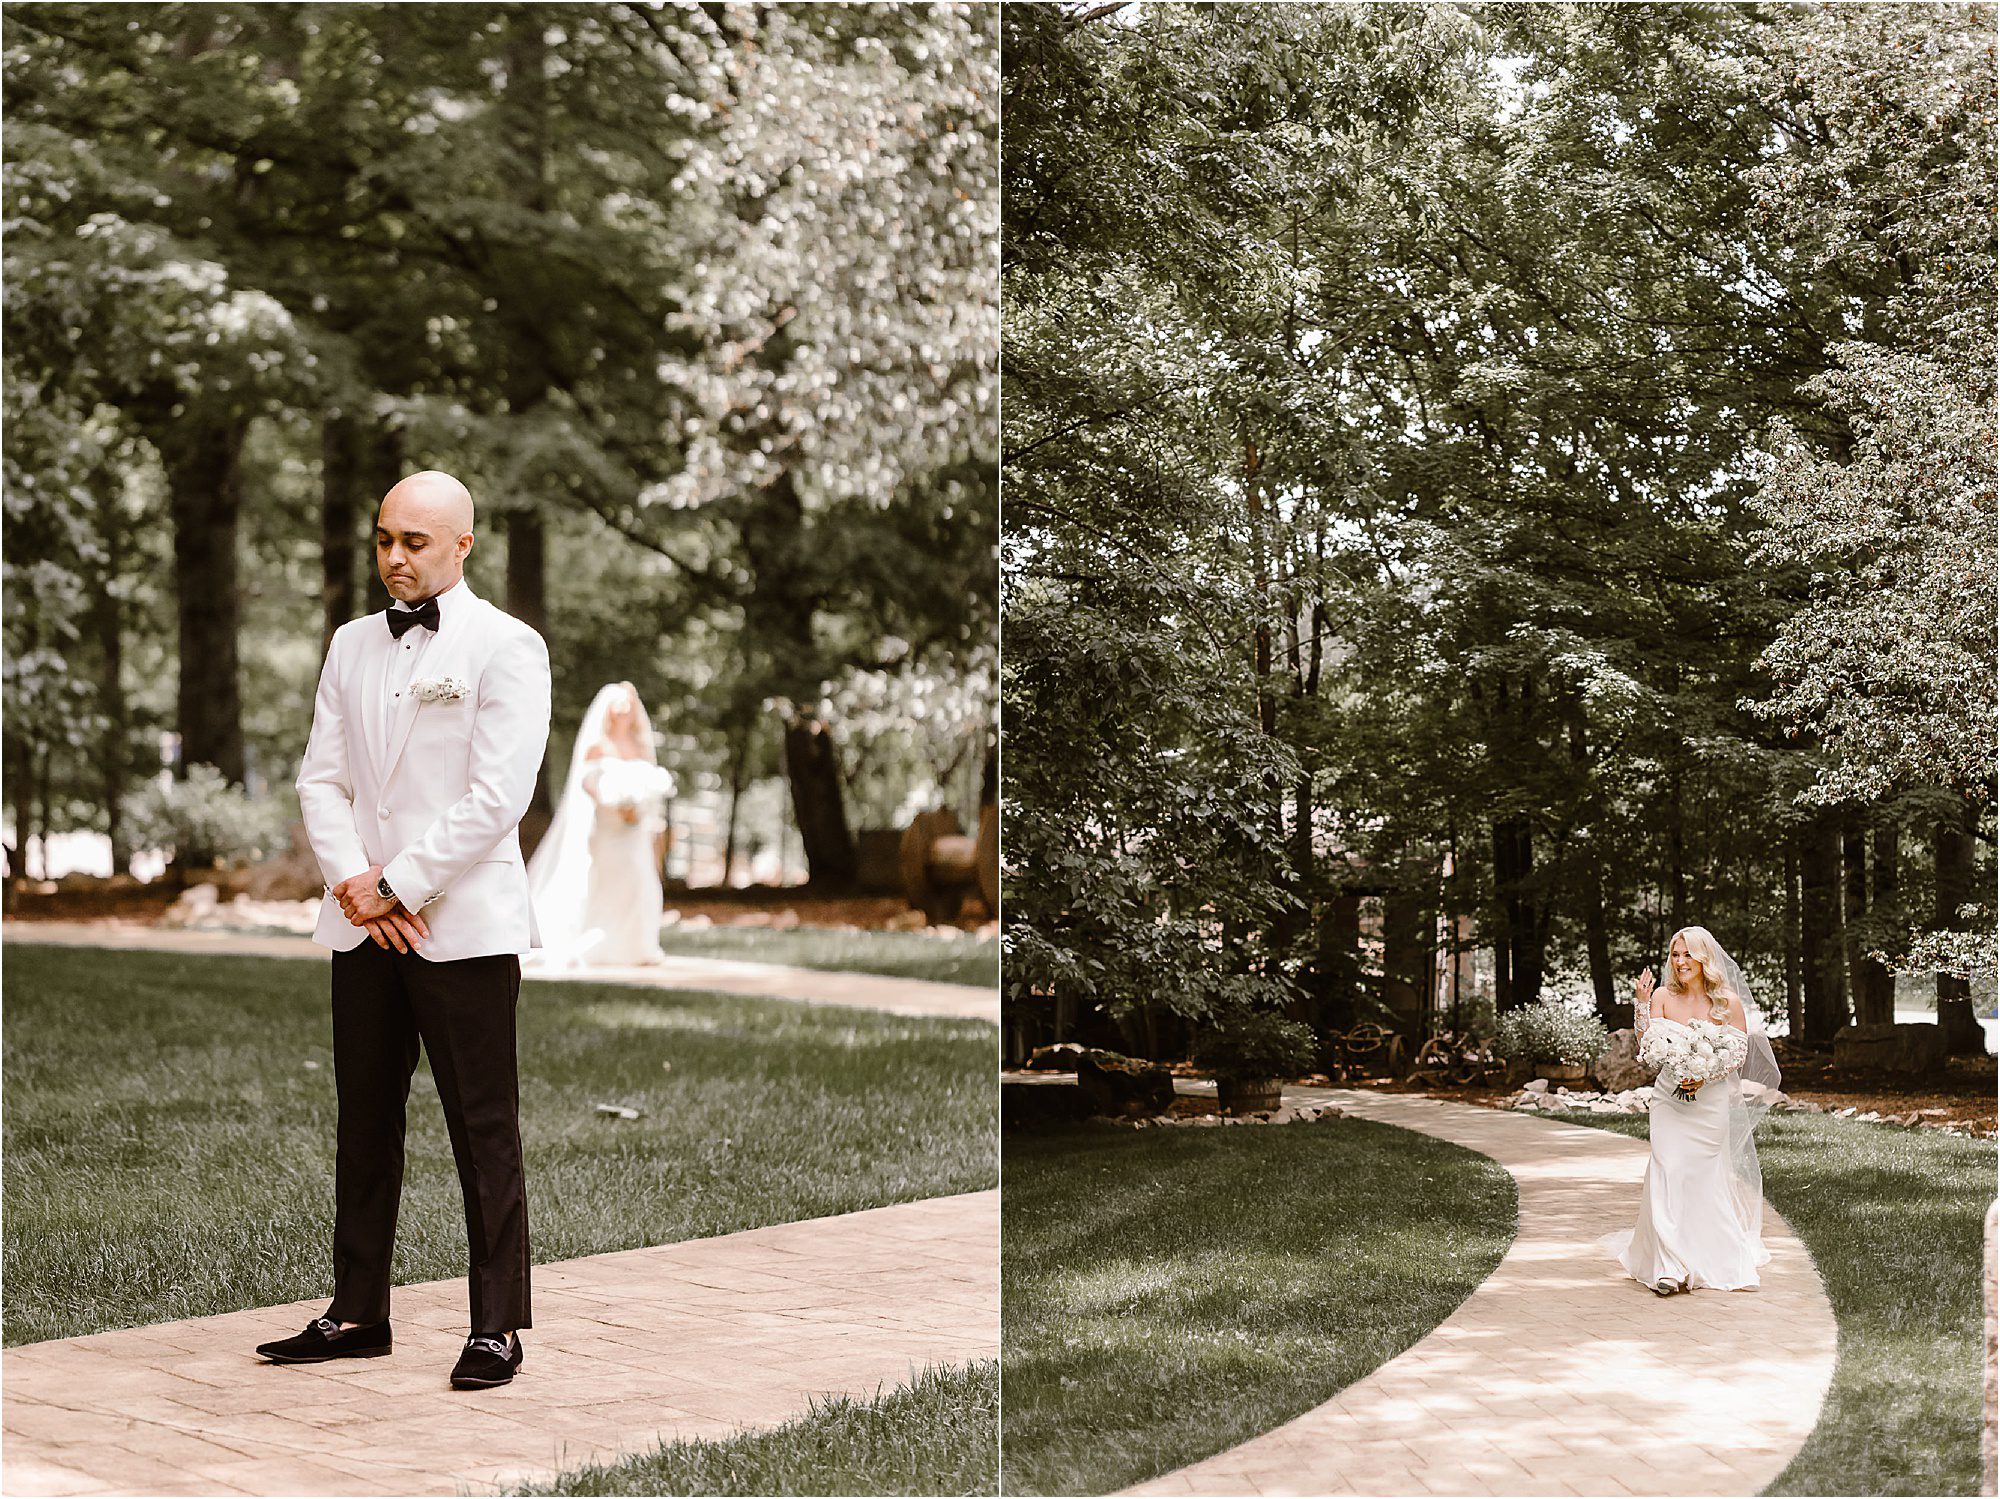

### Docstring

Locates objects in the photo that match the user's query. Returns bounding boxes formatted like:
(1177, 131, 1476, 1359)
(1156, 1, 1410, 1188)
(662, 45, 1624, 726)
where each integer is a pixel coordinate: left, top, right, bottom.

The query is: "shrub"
(120, 766, 289, 870)
(1192, 1009, 1318, 1082)
(1493, 996, 1610, 1067)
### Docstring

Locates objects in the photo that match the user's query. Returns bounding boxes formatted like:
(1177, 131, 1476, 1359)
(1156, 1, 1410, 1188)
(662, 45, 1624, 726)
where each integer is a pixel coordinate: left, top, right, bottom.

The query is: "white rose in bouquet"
(1639, 1017, 1748, 1102)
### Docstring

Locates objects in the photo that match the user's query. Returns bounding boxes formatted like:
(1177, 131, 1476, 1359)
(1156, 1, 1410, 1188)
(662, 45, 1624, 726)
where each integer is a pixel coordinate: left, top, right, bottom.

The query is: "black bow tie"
(386, 597, 440, 639)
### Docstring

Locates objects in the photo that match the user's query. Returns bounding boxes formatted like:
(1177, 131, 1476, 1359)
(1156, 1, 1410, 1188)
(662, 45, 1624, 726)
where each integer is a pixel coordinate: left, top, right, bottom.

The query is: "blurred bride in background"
(525, 681, 675, 969)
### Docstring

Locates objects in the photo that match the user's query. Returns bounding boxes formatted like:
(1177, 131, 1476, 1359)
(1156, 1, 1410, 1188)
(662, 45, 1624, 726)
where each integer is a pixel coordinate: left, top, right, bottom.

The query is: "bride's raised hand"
(1635, 966, 1656, 1005)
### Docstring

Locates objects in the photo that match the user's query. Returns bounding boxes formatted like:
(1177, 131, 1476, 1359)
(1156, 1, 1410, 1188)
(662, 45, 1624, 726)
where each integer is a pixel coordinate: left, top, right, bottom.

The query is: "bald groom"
(261, 471, 552, 1389)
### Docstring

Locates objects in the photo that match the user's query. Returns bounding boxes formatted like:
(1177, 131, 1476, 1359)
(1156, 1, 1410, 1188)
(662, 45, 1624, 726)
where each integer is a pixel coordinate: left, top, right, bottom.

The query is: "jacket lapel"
(381, 592, 483, 788)
(358, 616, 394, 785)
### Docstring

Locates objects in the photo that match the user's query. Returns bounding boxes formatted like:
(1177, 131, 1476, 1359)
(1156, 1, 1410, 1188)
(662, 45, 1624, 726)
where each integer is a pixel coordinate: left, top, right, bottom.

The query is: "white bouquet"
(1639, 1018, 1748, 1102)
(593, 759, 676, 816)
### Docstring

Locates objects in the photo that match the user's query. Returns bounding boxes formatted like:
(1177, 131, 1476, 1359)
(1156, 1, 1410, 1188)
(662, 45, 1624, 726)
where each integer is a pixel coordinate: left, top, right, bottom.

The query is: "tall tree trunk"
(96, 500, 129, 875)
(783, 714, 856, 887)
(320, 413, 362, 653)
(1859, 823, 1899, 1025)
(504, 504, 550, 835)
(1382, 884, 1427, 1045)
(1492, 815, 1544, 1009)
(1316, 890, 1362, 1031)
(1244, 431, 1275, 743)
(741, 468, 855, 885)
(1783, 844, 1802, 1042)
(721, 719, 749, 888)
(160, 412, 248, 785)
(1842, 817, 1890, 1025)
(1935, 808, 1983, 1055)
(31, 741, 51, 882)
(1583, 856, 1616, 1024)
(504, 508, 549, 640)
(1666, 761, 1689, 930)
(3, 723, 29, 902)
(1799, 815, 1848, 1044)
(321, 416, 402, 641)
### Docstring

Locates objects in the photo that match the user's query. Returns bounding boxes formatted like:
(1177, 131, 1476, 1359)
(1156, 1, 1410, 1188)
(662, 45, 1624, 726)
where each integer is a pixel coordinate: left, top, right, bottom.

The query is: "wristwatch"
(376, 874, 396, 903)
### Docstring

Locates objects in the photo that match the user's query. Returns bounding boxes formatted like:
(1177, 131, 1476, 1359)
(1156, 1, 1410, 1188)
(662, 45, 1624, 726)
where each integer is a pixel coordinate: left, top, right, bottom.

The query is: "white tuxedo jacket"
(296, 580, 552, 962)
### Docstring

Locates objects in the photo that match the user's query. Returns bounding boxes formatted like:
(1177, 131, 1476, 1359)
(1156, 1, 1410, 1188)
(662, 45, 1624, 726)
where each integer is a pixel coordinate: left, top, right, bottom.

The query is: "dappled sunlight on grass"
(513, 1360, 997, 1497)
(1001, 1119, 1516, 1495)
(571, 998, 729, 1034)
(654, 925, 999, 989)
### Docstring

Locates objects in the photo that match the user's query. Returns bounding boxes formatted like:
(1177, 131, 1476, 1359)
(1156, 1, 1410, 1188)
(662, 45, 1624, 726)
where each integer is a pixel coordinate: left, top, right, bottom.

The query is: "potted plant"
(1494, 997, 1610, 1084)
(1193, 1010, 1318, 1115)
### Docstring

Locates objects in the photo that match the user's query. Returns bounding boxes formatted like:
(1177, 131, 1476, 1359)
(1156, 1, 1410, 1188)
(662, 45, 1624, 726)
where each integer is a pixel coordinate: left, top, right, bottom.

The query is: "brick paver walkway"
(1126, 1091, 1837, 1498)
(2, 1190, 997, 1496)
(2, 923, 994, 1021)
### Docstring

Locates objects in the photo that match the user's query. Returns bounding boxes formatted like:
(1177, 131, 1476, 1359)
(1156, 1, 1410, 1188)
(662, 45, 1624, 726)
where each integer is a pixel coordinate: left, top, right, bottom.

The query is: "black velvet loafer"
(450, 1332, 523, 1389)
(255, 1315, 392, 1363)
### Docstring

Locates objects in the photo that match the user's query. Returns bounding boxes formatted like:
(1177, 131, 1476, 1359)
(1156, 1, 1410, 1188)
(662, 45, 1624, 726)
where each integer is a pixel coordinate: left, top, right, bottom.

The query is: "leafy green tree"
(1002, 1, 1991, 1057)
(4, 3, 997, 888)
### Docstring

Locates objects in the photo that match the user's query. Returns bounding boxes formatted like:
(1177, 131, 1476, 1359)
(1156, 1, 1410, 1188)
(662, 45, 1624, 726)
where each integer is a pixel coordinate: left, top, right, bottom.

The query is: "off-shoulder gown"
(1603, 1016, 1769, 1291)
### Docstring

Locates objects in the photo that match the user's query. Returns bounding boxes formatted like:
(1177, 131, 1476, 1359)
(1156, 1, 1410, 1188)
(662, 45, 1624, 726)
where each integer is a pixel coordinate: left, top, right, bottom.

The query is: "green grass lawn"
(1564, 1111, 1995, 1497)
(1000, 1118, 1517, 1496)
(514, 1361, 997, 1496)
(655, 925, 998, 989)
(1, 943, 996, 1347)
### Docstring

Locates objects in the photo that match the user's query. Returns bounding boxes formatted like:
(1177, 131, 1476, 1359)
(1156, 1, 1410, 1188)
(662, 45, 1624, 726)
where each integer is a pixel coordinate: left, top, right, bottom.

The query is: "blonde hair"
(1665, 926, 1737, 1024)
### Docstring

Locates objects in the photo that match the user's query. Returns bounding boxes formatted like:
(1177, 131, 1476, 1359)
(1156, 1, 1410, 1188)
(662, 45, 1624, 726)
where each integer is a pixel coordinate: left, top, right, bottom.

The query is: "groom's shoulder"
(327, 613, 378, 655)
(478, 597, 546, 649)
(473, 598, 549, 671)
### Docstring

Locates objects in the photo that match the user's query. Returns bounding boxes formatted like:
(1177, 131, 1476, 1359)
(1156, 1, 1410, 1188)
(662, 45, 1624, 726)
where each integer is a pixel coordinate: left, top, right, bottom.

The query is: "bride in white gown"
(524, 682, 673, 970)
(1603, 926, 1783, 1295)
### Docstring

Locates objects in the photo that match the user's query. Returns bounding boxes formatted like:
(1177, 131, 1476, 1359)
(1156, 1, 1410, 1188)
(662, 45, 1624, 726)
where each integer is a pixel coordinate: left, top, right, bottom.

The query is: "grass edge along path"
(1561, 1109, 1994, 1497)
(511, 1360, 999, 1497)
(654, 925, 998, 989)
(999, 1116, 1518, 1496)
(2, 943, 996, 1347)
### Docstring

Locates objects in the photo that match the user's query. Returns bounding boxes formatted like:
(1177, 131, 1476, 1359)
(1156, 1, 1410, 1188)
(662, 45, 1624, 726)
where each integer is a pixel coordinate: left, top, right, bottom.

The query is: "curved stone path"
(1126, 1090, 1837, 1498)
(1, 922, 994, 1021)
(2, 1191, 997, 1496)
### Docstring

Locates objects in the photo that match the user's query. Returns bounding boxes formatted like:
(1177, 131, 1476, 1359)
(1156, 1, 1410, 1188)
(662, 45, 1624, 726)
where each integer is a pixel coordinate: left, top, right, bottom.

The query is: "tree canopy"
(1002, 0, 1995, 1052)
(5, 2, 999, 886)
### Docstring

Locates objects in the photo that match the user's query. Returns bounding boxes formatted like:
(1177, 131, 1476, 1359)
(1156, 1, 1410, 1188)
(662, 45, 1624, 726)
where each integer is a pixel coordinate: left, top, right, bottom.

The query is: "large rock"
(1592, 1028, 1650, 1092)
(1076, 1053, 1176, 1118)
(1832, 1022, 1948, 1075)
(1025, 1043, 1090, 1072)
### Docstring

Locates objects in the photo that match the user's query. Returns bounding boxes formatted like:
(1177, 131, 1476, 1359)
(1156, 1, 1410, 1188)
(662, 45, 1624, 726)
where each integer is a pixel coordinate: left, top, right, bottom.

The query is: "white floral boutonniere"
(412, 675, 470, 704)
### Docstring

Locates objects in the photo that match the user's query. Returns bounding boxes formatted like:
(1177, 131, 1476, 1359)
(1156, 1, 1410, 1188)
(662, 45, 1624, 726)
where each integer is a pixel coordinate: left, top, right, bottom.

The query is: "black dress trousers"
(325, 940, 532, 1334)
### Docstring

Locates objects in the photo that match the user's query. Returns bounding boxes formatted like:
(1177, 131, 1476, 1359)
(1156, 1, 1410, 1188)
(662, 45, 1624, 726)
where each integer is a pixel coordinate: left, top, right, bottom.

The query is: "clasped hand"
(331, 866, 431, 953)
